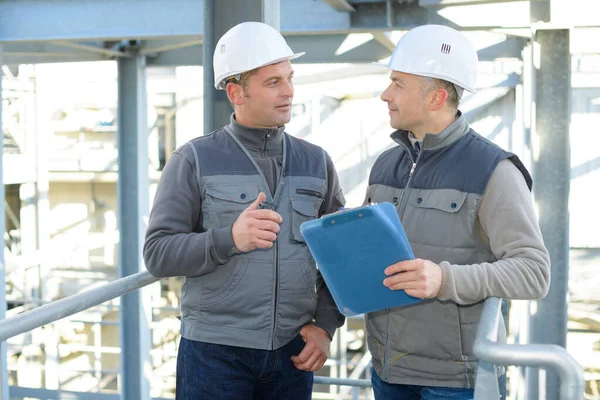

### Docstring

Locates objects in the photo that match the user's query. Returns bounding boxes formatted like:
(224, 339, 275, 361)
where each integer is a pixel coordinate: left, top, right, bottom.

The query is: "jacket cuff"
(313, 309, 344, 340)
(437, 261, 455, 301)
(212, 226, 239, 264)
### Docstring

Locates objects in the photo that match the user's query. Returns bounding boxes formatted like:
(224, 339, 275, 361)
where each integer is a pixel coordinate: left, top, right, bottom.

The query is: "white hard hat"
(378, 25, 478, 93)
(213, 21, 304, 90)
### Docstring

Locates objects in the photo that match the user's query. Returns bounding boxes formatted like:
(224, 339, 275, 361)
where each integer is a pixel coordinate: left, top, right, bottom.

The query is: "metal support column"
(529, 28, 571, 400)
(203, 0, 281, 133)
(0, 44, 9, 400)
(117, 54, 151, 400)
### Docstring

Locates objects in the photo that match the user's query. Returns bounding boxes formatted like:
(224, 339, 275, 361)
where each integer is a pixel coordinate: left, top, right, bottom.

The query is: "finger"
(304, 353, 327, 372)
(246, 192, 267, 211)
(253, 220, 281, 234)
(253, 229, 278, 242)
(388, 280, 423, 291)
(253, 239, 275, 249)
(248, 209, 283, 223)
(290, 344, 312, 364)
(312, 354, 328, 371)
(385, 260, 419, 275)
(383, 271, 421, 287)
(294, 351, 321, 371)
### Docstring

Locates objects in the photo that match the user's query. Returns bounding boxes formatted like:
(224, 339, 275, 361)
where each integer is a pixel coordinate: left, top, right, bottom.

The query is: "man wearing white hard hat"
(363, 25, 550, 399)
(144, 21, 346, 399)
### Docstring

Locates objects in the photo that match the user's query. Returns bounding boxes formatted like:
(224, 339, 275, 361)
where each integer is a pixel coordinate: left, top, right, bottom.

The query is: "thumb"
(247, 192, 267, 211)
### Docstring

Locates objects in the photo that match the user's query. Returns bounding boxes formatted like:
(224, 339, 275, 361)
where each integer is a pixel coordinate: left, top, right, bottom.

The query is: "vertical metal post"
(529, 28, 571, 400)
(32, 64, 57, 389)
(202, 0, 216, 135)
(117, 54, 151, 400)
(0, 44, 9, 400)
(203, 0, 281, 133)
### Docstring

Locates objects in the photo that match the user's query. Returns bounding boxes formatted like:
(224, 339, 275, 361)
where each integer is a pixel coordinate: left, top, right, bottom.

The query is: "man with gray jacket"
(144, 22, 345, 399)
(364, 25, 551, 399)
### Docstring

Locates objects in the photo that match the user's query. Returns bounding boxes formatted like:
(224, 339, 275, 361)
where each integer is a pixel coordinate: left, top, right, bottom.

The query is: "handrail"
(473, 297, 585, 400)
(0, 270, 158, 342)
(0, 275, 586, 399)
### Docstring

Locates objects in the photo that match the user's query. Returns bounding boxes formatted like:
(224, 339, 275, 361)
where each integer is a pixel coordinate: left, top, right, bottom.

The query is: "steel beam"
(148, 34, 525, 66)
(323, 0, 356, 12)
(1, 0, 599, 46)
(140, 37, 204, 55)
(117, 54, 152, 400)
(419, 0, 525, 7)
(529, 28, 571, 400)
(370, 31, 396, 52)
(50, 40, 130, 58)
(0, 0, 204, 42)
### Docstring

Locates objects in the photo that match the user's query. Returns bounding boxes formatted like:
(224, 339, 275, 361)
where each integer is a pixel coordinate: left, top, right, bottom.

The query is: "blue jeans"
(176, 335, 313, 400)
(372, 369, 474, 400)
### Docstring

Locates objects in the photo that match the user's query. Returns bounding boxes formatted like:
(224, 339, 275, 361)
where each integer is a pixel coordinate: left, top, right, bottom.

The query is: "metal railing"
(0, 272, 585, 399)
(473, 297, 585, 400)
(0, 270, 158, 342)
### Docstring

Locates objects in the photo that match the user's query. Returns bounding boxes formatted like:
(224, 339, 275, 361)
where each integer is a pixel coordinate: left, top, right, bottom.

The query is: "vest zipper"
(383, 144, 422, 380)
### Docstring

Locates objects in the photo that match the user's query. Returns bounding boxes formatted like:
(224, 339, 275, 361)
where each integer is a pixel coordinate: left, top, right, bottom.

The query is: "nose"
(282, 78, 294, 98)
(380, 84, 392, 103)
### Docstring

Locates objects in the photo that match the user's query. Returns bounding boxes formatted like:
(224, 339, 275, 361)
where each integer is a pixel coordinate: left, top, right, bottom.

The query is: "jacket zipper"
(264, 132, 271, 154)
(224, 126, 285, 350)
(383, 144, 422, 380)
(270, 181, 285, 349)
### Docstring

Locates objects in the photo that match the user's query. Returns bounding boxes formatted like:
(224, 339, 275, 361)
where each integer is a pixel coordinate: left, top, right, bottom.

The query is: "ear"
(226, 82, 245, 106)
(429, 88, 448, 112)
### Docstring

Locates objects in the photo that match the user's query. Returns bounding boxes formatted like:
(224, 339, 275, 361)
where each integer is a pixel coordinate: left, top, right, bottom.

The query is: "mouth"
(388, 109, 398, 114)
(276, 104, 291, 111)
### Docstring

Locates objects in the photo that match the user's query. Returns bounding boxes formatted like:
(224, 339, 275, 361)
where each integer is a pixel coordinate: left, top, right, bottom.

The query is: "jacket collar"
(227, 113, 285, 151)
(390, 111, 469, 153)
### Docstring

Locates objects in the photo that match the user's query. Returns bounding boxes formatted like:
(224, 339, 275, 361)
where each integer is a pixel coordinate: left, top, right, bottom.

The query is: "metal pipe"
(473, 297, 584, 400)
(203, 0, 215, 134)
(386, 0, 394, 28)
(313, 376, 372, 388)
(0, 271, 159, 342)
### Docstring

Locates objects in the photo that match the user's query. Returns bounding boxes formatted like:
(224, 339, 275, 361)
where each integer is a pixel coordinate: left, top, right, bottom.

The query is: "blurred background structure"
(0, 0, 599, 399)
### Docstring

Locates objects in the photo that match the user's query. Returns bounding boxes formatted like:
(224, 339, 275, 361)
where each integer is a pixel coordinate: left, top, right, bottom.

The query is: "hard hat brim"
(215, 52, 305, 90)
(371, 61, 477, 94)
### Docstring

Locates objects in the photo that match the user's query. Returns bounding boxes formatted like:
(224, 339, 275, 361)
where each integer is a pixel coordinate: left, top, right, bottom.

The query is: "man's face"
(380, 71, 428, 132)
(237, 61, 295, 128)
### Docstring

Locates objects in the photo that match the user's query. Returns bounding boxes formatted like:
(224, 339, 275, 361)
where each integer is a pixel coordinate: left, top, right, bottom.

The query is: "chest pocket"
(204, 184, 259, 228)
(290, 188, 324, 242)
(405, 189, 474, 249)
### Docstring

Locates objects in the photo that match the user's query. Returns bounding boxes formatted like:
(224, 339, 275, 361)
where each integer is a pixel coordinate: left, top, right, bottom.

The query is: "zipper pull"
(409, 162, 417, 177)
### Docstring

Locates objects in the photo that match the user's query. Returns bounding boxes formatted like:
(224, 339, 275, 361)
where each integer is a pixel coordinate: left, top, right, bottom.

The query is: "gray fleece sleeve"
(143, 145, 238, 278)
(312, 151, 346, 339)
(437, 159, 551, 305)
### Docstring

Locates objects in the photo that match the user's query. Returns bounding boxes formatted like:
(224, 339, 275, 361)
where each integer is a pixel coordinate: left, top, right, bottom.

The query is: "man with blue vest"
(144, 22, 345, 400)
(365, 25, 551, 399)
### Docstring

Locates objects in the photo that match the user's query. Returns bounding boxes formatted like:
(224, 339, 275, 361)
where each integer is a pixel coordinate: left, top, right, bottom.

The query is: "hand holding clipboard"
(300, 202, 425, 316)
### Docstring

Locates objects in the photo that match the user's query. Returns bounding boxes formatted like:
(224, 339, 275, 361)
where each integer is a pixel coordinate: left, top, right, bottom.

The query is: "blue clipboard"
(300, 202, 423, 316)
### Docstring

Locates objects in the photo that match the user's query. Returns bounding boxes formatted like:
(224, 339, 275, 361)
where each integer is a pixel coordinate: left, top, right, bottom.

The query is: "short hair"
(421, 77, 463, 111)
(225, 68, 259, 93)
